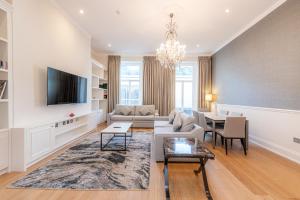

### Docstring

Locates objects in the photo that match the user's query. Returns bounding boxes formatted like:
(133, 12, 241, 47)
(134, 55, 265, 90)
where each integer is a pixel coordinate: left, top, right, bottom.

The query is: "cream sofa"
(107, 104, 156, 128)
(154, 122, 204, 162)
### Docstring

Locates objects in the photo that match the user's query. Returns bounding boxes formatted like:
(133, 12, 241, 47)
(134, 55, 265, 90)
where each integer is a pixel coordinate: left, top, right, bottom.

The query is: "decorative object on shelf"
(156, 13, 186, 69)
(99, 83, 108, 89)
(0, 80, 7, 99)
(69, 113, 75, 118)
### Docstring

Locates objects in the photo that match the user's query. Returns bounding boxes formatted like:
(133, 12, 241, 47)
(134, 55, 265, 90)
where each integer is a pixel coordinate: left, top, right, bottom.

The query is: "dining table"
(203, 112, 249, 149)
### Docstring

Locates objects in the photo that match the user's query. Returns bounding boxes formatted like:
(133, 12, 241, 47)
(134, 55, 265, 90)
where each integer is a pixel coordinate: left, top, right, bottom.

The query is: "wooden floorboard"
(0, 125, 299, 200)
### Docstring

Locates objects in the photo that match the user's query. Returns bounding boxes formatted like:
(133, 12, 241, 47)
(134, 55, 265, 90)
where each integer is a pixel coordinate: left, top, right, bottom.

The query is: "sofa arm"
(107, 110, 115, 125)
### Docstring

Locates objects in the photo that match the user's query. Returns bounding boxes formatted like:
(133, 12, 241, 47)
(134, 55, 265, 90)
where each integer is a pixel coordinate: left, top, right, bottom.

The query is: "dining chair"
(215, 117, 247, 155)
(192, 110, 199, 124)
(198, 112, 213, 141)
(227, 112, 245, 147)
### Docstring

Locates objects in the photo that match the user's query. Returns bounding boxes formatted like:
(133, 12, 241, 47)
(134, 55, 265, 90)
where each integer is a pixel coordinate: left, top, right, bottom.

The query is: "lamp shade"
(205, 94, 213, 101)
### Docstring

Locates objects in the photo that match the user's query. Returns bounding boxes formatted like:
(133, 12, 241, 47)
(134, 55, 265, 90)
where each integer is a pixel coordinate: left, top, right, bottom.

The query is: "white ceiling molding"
(212, 0, 287, 55)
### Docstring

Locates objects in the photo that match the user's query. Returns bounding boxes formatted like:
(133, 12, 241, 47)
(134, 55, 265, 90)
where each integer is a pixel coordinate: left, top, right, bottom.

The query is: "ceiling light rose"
(156, 13, 186, 69)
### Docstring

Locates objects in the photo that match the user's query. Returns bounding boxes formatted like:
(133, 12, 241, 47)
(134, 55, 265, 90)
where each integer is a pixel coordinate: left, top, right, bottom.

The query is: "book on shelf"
(0, 80, 7, 99)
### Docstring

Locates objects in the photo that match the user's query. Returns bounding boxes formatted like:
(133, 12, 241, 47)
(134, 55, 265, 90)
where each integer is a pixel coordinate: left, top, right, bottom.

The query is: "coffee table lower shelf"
(100, 132, 133, 151)
(100, 122, 133, 151)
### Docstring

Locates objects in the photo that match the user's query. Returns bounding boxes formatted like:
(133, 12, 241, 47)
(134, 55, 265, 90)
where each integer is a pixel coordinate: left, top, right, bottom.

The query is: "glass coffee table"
(100, 122, 133, 151)
(163, 138, 215, 200)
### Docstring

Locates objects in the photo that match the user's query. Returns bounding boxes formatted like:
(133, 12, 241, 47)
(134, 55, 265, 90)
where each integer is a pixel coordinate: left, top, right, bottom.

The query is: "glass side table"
(163, 138, 215, 200)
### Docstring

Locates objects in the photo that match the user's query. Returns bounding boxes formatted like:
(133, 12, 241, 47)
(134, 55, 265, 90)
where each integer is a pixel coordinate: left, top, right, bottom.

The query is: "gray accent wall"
(212, 0, 300, 110)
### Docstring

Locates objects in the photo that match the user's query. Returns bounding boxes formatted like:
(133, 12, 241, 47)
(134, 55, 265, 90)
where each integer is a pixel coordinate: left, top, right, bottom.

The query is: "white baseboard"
(250, 135, 300, 164)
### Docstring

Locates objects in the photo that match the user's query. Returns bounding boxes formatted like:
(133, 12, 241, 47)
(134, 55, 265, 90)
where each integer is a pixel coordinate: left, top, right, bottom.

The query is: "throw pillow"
(120, 106, 133, 115)
(114, 105, 133, 115)
(173, 112, 183, 131)
(180, 113, 195, 132)
(168, 109, 176, 124)
(137, 105, 155, 116)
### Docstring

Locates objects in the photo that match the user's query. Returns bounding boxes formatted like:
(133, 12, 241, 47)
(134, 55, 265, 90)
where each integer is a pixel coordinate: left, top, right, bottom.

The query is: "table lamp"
(205, 93, 217, 114)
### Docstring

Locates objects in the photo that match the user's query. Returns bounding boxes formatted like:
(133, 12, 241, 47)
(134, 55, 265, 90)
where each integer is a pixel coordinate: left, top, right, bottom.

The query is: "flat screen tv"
(47, 67, 87, 105)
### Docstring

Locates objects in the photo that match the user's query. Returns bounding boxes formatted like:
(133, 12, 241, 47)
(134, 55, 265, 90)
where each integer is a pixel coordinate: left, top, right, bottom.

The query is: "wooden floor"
(0, 124, 300, 200)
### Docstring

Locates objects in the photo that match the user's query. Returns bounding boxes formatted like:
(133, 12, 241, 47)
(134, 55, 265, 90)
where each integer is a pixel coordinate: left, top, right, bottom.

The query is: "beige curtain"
(143, 56, 175, 116)
(198, 56, 212, 110)
(108, 55, 121, 112)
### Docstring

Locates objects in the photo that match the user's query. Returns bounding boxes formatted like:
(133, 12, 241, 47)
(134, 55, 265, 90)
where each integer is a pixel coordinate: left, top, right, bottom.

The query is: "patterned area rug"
(10, 132, 151, 190)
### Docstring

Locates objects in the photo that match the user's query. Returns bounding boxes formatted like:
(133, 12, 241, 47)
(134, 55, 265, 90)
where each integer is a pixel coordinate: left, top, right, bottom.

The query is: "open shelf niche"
(0, 0, 12, 175)
(91, 58, 108, 123)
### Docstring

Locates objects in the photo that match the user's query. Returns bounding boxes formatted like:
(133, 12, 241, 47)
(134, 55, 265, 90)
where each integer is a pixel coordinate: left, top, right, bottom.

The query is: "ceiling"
(55, 0, 282, 55)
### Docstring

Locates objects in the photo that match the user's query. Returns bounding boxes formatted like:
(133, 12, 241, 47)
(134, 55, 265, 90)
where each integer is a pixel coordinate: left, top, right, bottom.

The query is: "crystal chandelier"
(156, 13, 186, 69)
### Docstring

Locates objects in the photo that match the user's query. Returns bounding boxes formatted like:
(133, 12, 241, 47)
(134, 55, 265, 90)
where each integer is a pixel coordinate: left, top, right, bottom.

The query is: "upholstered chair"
(198, 112, 213, 141)
(192, 110, 200, 125)
(227, 112, 244, 146)
(215, 117, 247, 155)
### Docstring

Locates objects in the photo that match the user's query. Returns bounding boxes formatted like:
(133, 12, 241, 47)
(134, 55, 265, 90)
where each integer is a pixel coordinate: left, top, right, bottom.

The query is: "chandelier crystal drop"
(156, 13, 186, 69)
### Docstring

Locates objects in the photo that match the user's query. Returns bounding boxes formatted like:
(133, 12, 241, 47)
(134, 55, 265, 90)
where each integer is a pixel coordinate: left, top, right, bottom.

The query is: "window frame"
(175, 60, 198, 113)
(119, 59, 143, 105)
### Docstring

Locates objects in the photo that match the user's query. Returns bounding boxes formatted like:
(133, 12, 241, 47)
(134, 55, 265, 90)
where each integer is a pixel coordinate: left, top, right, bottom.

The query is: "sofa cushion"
(111, 115, 133, 121)
(173, 112, 182, 131)
(168, 109, 176, 124)
(114, 105, 134, 115)
(180, 113, 195, 132)
(134, 115, 155, 121)
(154, 126, 175, 135)
(135, 105, 155, 116)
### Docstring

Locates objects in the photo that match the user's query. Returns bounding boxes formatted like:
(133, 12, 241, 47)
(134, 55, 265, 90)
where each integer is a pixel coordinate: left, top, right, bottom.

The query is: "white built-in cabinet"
(11, 112, 100, 171)
(91, 58, 108, 123)
(0, 0, 12, 175)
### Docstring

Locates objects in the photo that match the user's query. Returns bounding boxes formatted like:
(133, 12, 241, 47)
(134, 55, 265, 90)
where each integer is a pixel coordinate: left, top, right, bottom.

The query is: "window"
(175, 61, 198, 115)
(120, 60, 143, 105)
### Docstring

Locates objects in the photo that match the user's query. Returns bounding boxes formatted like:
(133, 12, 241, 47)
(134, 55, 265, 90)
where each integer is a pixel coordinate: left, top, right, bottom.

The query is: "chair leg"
(203, 132, 206, 141)
(231, 139, 233, 148)
(221, 136, 224, 145)
(214, 133, 217, 146)
(241, 138, 247, 156)
(225, 139, 228, 155)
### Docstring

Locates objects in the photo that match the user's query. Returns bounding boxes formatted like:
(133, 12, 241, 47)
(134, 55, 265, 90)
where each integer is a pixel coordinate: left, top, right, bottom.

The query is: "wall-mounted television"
(47, 67, 87, 105)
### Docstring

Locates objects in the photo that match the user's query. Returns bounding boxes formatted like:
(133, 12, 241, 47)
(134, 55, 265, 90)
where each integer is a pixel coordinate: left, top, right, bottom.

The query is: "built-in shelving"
(0, 99, 8, 103)
(0, 68, 8, 73)
(91, 58, 108, 123)
(0, 36, 7, 43)
(0, 0, 12, 176)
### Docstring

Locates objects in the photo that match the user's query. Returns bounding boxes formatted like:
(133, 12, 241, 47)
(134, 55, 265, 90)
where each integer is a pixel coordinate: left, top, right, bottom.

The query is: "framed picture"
(0, 80, 7, 99)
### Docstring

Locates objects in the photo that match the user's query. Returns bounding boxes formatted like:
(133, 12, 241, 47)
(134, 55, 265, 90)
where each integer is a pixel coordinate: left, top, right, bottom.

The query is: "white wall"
(217, 104, 300, 164)
(12, 0, 91, 127)
(91, 50, 108, 70)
